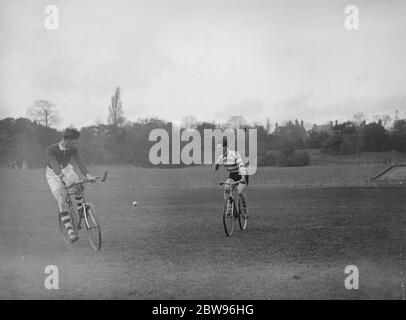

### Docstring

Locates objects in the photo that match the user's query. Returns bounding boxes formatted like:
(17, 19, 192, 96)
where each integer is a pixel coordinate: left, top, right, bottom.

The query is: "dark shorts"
(228, 172, 249, 185)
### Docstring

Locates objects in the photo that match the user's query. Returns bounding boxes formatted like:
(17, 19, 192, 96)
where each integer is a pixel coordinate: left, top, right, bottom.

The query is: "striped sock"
(60, 211, 73, 235)
(75, 196, 83, 213)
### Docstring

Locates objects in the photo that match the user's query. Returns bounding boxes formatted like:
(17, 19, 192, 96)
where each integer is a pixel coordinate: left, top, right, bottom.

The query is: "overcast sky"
(0, 0, 405, 129)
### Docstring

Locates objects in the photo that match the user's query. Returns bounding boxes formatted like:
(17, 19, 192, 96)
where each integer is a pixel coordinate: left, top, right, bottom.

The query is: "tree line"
(1, 115, 406, 168)
(1, 86, 405, 168)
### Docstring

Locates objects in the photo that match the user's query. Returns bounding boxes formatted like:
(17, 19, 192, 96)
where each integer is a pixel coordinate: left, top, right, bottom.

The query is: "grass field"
(1, 165, 406, 299)
(307, 150, 406, 166)
(0, 163, 389, 192)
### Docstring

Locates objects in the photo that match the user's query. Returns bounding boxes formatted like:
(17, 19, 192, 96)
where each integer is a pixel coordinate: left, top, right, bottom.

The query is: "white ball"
(132, 201, 137, 206)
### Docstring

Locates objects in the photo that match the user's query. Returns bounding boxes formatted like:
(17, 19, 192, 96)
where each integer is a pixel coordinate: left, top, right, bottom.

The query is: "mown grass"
(0, 163, 388, 192)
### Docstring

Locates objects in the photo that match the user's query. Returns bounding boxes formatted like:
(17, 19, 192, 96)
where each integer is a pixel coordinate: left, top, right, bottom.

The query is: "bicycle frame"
(65, 186, 87, 231)
(220, 180, 246, 215)
(59, 172, 107, 249)
(64, 176, 102, 229)
(63, 173, 107, 206)
(219, 179, 247, 236)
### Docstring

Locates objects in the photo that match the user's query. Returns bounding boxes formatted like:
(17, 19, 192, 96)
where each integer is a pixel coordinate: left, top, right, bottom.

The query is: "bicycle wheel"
(237, 198, 247, 230)
(58, 205, 78, 244)
(223, 199, 235, 237)
(83, 202, 102, 250)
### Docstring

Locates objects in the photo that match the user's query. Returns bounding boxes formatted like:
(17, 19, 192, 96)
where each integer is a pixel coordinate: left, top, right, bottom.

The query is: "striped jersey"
(215, 150, 248, 176)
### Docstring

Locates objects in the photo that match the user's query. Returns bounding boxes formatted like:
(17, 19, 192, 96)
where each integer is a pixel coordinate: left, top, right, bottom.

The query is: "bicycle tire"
(83, 202, 102, 250)
(237, 198, 247, 230)
(223, 199, 235, 236)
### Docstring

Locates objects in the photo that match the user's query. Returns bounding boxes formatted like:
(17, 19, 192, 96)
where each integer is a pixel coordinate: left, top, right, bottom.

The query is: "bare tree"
(107, 86, 125, 128)
(352, 112, 366, 126)
(266, 117, 272, 133)
(226, 116, 247, 129)
(372, 114, 392, 128)
(27, 100, 59, 127)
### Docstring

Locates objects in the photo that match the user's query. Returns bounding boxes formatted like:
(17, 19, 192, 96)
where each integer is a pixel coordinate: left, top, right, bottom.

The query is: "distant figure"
(214, 136, 249, 218)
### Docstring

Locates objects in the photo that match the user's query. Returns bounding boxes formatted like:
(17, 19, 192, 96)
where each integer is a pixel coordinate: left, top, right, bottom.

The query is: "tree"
(27, 100, 59, 127)
(353, 112, 366, 127)
(391, 119, 406, 152)
(226, 116, 246, 129)
(0, 117, 60, 167)
(361, 122, 390, 152)
(306, 131, 330, 149)
(107, 86, 125, 128)
(265, 117, 272, 134)
(372, 114, 392, 128)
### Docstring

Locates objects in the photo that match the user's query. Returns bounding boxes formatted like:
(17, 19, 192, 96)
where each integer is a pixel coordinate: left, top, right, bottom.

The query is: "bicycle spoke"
(84, 203, 102, 250)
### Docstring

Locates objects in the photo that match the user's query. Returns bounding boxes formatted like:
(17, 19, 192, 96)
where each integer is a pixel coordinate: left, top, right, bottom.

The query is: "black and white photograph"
(1, 0, 406, 304)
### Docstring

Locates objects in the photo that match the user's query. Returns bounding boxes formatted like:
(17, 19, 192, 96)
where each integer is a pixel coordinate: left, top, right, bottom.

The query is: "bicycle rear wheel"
(58, 205, 78, 243)
(223, 199, 235, 236)
(83, 203, 102, 250)
(237, 198, 247, 230)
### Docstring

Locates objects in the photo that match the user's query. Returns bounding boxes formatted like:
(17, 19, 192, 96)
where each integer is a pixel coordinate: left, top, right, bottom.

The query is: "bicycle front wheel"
(83, 203, 102, 250)
(223, 199, 235, 236)
(237, 198, 247, 230)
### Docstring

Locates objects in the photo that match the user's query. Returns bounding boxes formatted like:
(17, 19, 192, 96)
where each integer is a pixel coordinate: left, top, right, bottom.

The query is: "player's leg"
(224, 177, 234, 214)
(224, 177, 234, 199)
(52, 188, 77, 238)
(46, 168, 78, 242)
(237, 175, 249, 217)
(74, 191, 84, 216)
(62, 165, 84, 216)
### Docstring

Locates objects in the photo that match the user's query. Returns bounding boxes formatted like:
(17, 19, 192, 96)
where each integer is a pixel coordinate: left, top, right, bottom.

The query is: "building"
(311, 121, 333, 134)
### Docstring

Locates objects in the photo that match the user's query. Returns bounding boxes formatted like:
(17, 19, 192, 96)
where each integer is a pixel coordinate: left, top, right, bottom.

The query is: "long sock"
(75, 196, 83, 213)
(60, 211, 74, 235)
(240, 198, 247, 211)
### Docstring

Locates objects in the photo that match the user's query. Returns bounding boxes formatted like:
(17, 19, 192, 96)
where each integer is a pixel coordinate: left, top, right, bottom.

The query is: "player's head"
(62, 128, 80, 148)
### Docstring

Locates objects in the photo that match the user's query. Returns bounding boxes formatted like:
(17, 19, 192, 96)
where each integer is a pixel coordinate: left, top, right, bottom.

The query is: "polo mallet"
(220, 126, 248, 154)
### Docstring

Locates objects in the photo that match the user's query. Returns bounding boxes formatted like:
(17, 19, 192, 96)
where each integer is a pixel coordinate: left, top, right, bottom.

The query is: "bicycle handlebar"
(64, 171, 108, 189)
(219, 180, 246, 187)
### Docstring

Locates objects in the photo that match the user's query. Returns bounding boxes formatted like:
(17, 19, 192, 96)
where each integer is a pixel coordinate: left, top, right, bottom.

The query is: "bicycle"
(219, 180, 247, 236)
(59, 171, 108, 250)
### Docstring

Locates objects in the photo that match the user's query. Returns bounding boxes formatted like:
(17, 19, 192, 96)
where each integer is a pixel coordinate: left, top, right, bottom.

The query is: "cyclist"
(214, 136, 249, 217)
(45, 128, 96, 243)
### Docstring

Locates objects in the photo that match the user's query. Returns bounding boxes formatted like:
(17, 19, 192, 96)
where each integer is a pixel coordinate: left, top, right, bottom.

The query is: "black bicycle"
(219, 180, 247, 236)
(60, 172, 107, 250)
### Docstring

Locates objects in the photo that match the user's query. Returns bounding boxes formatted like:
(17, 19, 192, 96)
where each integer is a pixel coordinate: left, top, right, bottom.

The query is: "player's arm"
(47, 147, 64, 180)
(72, 148, 95, 181)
